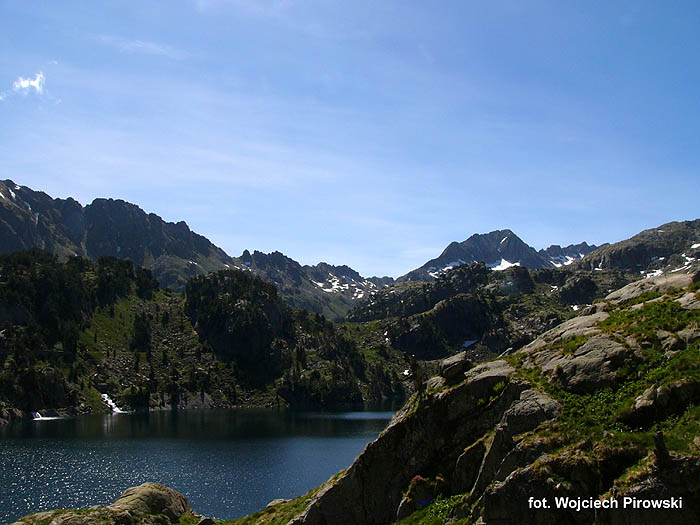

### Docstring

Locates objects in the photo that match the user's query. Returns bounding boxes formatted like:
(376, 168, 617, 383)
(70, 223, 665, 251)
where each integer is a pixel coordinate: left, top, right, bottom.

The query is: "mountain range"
(4, 179, 699, 320)
(4, 180, 700, 524)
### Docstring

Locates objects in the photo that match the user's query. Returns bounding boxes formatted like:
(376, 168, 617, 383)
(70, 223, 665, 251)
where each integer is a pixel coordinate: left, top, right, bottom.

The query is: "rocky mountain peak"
(399, 229, 568, 282)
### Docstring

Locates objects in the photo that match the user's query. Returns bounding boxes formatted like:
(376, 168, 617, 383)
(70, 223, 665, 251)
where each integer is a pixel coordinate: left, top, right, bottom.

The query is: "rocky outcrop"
(619, 378, 700, 428)
(439, 351, 473, 383)
(283, 361, 565, 525)
(517, 310, 609, 354)
(527, 335, 634, 394)
(13, 483, 194, 525)
(283, 269, 700, 524)
(469, 390, 561, 496)
(605, 272, 695, 305)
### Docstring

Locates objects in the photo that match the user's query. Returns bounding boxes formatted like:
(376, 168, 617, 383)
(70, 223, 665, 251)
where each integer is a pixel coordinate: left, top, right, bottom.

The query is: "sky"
(1, 1, 699, 277)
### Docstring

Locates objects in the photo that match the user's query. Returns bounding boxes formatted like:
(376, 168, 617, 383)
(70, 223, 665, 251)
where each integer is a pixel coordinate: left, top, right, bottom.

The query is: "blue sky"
(1, 1, 699, 277)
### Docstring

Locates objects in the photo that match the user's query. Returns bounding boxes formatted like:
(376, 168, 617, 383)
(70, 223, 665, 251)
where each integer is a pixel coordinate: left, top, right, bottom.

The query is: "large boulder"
(470, 390, 561, 496)
(13, 483, 192, 525)
(108, 482, 191, 521)
(518, 311, 609, 354)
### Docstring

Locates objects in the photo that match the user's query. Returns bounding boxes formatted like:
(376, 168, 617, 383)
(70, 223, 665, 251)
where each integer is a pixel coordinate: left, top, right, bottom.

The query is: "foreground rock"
(282, 270, 700, 524)
(13, 483, 195, 525)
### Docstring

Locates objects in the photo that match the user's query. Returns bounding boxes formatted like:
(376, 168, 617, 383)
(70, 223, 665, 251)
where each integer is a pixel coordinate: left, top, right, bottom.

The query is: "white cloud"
(0, 72, 46, 101)
(13, 72, 45, 94)
(98, 35, 188, 60)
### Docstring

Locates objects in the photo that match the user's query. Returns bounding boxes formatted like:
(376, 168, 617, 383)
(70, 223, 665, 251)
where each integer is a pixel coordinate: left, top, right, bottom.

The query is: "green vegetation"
(507, 287, 700, 458)
(394, 495, 465, 525)
(600, 298, 700, 341)
(552, 334, 593, 355)
(0, 250, 406, 414)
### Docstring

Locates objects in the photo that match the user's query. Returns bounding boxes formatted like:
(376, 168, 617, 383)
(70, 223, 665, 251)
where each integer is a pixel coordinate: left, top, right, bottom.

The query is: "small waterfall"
(101, 393, 126, 413)
(31, 411, 62, 420)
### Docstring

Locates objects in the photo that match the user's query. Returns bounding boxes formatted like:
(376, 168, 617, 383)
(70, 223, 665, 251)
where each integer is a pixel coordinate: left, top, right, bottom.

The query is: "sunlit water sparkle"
(0, 409, 393, 522)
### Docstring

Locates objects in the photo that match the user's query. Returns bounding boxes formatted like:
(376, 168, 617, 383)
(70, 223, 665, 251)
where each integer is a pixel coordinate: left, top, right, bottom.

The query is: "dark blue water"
(0, 409, 393, 522)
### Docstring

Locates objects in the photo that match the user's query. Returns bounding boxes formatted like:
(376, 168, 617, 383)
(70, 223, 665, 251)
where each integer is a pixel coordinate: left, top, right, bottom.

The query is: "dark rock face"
(558, 275, 599, 305)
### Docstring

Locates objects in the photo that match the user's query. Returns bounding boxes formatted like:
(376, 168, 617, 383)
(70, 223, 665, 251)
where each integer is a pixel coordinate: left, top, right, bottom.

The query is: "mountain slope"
(348, 261, 634, 362)
(539, 241, 599, 267)
(0, 250, 408, 418)
(0, 180, 237, 290)
(235, 250, 394, 320)
(0, 181, 389, 318)
(578, 219, 700, 276)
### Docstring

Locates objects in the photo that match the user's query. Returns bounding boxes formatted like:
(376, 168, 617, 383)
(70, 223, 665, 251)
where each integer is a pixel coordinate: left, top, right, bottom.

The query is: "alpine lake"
(0, 408, 396, 522)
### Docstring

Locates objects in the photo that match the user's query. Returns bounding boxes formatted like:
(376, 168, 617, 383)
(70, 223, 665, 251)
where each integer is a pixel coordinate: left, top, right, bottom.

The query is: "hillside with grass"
(0, 250, 408, 422)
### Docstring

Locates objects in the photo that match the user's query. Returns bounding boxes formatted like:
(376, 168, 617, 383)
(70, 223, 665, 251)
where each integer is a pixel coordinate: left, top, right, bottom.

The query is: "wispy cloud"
(98, 35, 189, 60)
(1, 72, 46, 101)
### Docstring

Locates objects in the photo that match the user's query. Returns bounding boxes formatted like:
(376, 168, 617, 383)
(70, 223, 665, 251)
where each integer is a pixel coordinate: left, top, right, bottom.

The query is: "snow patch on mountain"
(488, 259, 520, 271)
(549, 255, 577, 267)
